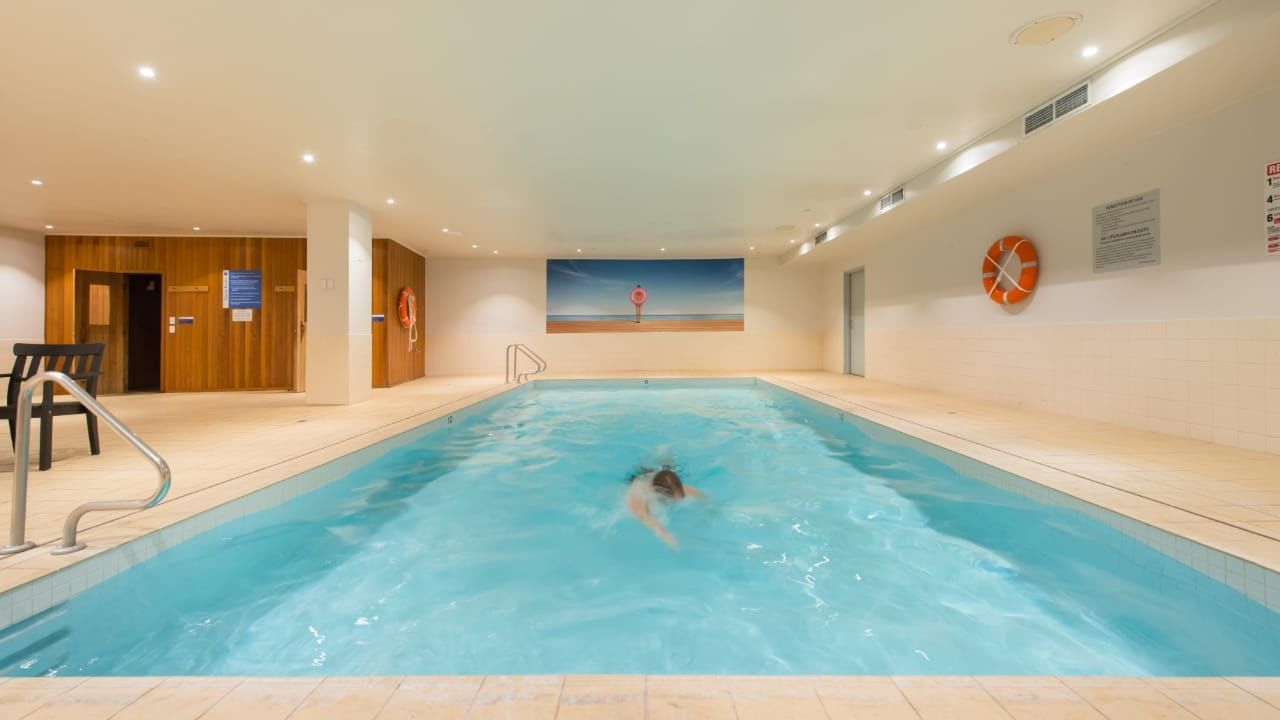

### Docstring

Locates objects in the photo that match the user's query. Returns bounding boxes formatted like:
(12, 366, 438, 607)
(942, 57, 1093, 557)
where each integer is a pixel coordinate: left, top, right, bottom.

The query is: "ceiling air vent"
(813, 229, 830, 245)
(878, 187, 905, 213)
(1024, 103, 1055, 135)
(1054, 82, 1089, 119)
(1023, 81, 1091, 136)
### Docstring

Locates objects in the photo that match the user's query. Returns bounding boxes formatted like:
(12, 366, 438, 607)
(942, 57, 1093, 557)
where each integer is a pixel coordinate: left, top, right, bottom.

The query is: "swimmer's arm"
(684, 485, 706, 499)
(628, 494, 678, 548)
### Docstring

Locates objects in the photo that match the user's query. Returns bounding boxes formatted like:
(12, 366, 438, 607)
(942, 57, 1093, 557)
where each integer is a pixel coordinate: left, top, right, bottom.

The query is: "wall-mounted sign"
(274, 285, 296, 293)
(177, 316, 195, 325)
(169, 285, 209, 293)
(222, 270, 262, 309)
(231, 308, 254, 322)
(1093, 190, 1160, 273)
(372, 314, 386, 323)
(1266, 160, 1279, 257)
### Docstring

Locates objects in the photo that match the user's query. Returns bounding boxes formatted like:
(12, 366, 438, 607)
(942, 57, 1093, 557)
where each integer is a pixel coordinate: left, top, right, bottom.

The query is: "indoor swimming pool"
(1, 379, 1277, 677)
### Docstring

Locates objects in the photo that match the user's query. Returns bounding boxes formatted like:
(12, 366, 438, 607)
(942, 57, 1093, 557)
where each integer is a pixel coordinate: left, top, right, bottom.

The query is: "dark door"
(127, 274, 163, 391)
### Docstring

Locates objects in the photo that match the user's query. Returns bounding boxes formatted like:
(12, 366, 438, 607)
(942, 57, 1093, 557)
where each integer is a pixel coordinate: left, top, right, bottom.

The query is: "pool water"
(2, 380, 1278, 676)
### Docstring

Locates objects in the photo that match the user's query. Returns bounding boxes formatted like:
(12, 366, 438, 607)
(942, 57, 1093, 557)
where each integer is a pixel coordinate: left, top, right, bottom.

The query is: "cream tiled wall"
(867, 317, 1280, 455)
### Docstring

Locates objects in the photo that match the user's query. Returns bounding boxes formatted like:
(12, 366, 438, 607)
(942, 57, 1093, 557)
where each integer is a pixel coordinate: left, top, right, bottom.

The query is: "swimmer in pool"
(627, 465, 704, 548)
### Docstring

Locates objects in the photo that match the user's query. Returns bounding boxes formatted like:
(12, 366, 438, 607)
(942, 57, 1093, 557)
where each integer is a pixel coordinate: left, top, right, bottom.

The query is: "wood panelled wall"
(371, 238, 426, 387)
(45, 236, 306, 393)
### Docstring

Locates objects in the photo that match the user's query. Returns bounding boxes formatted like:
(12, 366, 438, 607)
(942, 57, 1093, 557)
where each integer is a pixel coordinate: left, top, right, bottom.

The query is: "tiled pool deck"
(1, 371, 1279, 718)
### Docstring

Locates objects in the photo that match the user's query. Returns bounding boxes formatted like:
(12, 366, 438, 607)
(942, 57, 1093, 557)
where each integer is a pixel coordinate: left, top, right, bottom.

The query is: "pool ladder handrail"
(1, 370, 171, 556)
(505, 344, 547, 384)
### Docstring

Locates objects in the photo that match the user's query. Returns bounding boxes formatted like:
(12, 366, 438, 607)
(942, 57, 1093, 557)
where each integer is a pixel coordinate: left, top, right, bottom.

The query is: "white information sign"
(1093, 190, 1161, 273)
(231, 308, 253, 322)
(1267, 160, 1280, 257)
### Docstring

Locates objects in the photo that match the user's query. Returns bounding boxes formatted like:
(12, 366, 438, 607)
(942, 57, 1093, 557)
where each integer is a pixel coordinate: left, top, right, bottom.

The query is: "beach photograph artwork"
(546, 259, 744, 333)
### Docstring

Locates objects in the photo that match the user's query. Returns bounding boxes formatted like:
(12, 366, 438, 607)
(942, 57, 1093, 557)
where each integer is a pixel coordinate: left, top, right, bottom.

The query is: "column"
(305, 201, 373, 405)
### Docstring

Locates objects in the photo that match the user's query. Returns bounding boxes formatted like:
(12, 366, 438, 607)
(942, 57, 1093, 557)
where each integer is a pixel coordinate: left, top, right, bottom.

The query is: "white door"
(845, 269, 865, 376)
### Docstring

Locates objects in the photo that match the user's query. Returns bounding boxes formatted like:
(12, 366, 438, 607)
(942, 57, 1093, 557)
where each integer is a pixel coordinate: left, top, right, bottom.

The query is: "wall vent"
(1023, 103, 1055, 135)
(878, 187, 905, 213)
(812, 229, 830, 245)
(1023, 81, 1090, 136)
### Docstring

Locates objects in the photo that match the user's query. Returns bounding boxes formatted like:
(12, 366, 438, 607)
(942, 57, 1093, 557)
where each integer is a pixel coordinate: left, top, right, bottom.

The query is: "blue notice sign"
(222, 270, 262, 309)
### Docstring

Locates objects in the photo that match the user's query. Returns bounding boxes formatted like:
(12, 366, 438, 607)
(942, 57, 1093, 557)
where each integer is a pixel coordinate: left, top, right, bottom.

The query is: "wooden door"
(73, 269, 128, 394)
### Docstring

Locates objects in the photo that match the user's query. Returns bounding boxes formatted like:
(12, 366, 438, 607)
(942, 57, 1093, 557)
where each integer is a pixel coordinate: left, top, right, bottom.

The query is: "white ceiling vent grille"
(878, 187, 905, 213)
(1023, 81, 1091, 136)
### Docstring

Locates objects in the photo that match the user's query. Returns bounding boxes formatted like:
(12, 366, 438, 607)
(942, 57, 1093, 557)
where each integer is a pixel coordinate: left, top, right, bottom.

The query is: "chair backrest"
(6, 343, 105, 407)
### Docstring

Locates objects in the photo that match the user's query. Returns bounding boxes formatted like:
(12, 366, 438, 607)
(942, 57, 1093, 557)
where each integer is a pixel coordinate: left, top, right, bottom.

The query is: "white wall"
(817, 89, 1280, 454)
(424, 257, 824, 375)
(0, 226, 45, 369)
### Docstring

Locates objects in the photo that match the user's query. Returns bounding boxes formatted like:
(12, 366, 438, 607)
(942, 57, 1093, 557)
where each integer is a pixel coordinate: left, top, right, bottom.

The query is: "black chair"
(1, 343, 105, 471)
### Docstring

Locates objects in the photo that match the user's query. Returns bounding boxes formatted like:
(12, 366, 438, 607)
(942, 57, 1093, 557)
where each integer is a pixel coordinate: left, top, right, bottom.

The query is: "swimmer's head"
(652, 468, 685, 499)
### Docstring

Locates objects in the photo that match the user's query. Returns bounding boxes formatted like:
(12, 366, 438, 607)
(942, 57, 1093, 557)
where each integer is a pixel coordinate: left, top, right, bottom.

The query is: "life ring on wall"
(630, 286, 647, 306)
(981, 236, 1039, 305)
(397, 287, 419, 348)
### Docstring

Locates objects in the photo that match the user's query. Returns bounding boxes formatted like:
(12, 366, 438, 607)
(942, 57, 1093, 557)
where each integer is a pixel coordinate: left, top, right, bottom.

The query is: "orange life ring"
(397, 287, 417, 329)
(982, 236, 1039, 305)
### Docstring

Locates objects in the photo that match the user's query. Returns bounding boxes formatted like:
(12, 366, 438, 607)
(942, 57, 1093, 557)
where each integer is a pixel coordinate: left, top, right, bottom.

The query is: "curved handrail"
(0, 370, 171, 556)
(505, 344, 547, 384)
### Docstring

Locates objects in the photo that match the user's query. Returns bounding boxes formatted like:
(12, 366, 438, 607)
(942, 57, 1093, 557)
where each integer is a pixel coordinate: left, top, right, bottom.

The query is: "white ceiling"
(0, 0, 1213, 257)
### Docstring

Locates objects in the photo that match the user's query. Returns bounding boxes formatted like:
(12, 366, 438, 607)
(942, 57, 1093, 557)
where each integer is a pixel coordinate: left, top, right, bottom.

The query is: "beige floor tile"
(289, 677, 401, 720)
(110, 678, 240, 720)
(374, 676, 483, 720)
(646, 676, 735, 720)
(727, 677, 826, 720)
(985, 685, 1105, 720)
(19, 677, 161, 720)
(1061, 683, 1197, 720)
(895, 684, 1012, 720)
(465, 676, 562, 720)
(555, 675, 643, 720)
(813, 677, 920, 720)
(0, 678, 85, 720)
(1228, 677, 1280, 708)
(201, 678, 322, 720)
(1156, 681, 1280, 720)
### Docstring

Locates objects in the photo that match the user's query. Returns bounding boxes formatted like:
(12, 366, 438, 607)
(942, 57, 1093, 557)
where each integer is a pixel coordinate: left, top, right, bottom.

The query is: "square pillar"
(306, 201, 373, 405)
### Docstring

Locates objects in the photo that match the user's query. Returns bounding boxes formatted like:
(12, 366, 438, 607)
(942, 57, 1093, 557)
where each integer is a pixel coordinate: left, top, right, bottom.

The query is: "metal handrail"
(505, 344, 547, 384)
(1, 371, 171, 556)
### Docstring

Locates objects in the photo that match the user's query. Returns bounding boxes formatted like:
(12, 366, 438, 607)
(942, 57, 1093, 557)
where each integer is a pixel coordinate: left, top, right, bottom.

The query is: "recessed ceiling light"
(789, 239, 796, 244)
(301, 152, 315, 164)
(576, 249, 582, 253)
(492, 250, 499, 255)
(44, 224, 53, 230)
(863, 189, 873, 197)
(442, 227, 449, 233)
(1081, 45, 1099, 58)
(936, 141, 948, 151)
(660, 248, 666, 252)
(192, 226, 201, 231)
(30, 179, 43, 186)
(814, 223, 821, 228)
(471, 244, 478, 249)
(749, 246, 756, 251)
(137, 66, 156, 79)
(385, 198, 395, 205)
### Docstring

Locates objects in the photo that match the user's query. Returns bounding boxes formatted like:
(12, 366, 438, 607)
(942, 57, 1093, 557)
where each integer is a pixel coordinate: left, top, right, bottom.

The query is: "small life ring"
(630, 286, 648, 306)
(982, 236, 1039, 305)
(397, 287, 419, 348)
(397, 288, 417, 328)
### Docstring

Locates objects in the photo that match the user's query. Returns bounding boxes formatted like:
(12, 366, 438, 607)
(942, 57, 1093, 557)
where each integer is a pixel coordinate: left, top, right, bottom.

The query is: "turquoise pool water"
(1, 380, 1278, 676)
